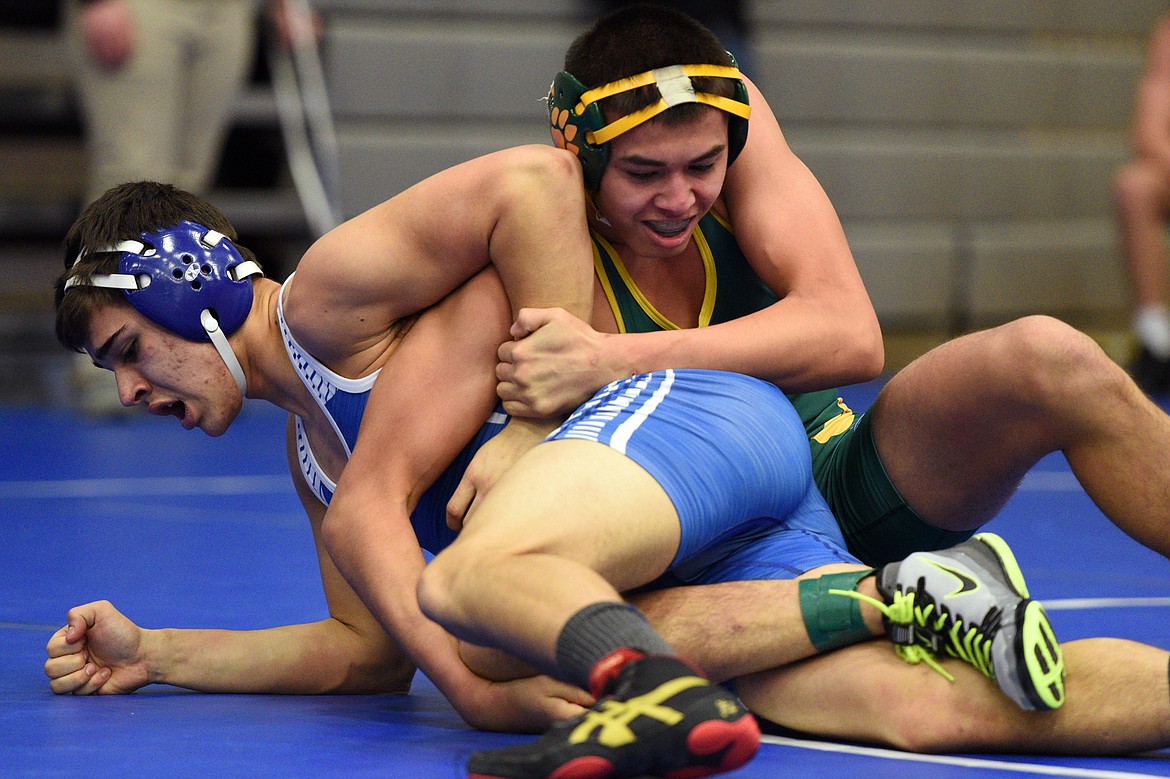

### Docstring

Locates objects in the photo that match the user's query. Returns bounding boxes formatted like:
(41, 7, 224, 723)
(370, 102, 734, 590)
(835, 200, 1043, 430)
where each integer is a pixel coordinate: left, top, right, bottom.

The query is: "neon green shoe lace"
(829, 587, 975, 683)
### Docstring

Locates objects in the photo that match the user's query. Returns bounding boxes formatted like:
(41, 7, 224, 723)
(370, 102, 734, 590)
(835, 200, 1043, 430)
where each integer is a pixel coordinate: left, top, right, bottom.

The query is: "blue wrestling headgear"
(547, 59, 751, 192)
(63, 221, 262, 397)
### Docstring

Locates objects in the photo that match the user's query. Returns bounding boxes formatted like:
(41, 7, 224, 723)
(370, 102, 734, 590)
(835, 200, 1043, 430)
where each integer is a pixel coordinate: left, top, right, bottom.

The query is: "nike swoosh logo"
(926, 560, 979, 597)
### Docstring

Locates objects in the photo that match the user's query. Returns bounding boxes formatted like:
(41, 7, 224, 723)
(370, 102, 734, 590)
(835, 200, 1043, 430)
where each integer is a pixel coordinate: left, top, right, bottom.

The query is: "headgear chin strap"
(199, 308, 249, 399)
(548, 61, 751, 191)
(64, 221, 262, 398)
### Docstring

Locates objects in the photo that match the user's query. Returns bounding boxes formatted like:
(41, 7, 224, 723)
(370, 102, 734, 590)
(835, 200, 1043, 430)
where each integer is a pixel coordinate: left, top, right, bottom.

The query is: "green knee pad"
(799, 570, 874, 652)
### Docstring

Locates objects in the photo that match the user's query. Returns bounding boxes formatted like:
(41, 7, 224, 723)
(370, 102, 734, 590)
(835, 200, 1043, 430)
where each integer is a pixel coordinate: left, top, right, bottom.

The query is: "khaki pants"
(66, 0, 257, 202)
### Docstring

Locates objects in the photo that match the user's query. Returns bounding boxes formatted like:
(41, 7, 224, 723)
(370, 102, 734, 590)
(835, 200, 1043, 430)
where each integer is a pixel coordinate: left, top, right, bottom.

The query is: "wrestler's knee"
(417, 535, 502, 624)
(985, 316, 1122, 407)
(748, 667, 1008, 753)
(863, 674, 1010, 753)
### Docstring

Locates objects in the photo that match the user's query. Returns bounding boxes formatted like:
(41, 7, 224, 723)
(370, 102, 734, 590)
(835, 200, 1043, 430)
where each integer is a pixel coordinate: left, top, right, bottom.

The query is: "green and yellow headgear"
(547, 61, 751, 192)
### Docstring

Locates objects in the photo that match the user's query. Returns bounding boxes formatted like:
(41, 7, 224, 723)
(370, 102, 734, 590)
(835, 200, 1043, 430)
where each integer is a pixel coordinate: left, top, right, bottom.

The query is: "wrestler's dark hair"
(54, 181, 259, 353)
(563, 2, 738, 125)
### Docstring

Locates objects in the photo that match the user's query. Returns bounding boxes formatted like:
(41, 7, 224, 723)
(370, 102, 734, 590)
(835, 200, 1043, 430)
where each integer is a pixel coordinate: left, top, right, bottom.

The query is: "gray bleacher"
(318, 0, 1164, 330)
(0, 0, 1163, 384)
(753, 1, 1161, 330)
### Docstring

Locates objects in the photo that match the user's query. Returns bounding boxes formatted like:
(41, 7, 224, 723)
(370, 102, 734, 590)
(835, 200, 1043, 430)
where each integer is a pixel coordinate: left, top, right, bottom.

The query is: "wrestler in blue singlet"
(277, 278, 508, 553)
(280, 278, 857, 581)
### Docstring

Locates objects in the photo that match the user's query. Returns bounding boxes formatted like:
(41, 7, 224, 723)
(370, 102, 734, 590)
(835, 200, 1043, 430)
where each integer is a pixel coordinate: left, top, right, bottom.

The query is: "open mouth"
(174, 401, 195, 429)
(645, 218, 692, 238)
(151, 399, 192, 428)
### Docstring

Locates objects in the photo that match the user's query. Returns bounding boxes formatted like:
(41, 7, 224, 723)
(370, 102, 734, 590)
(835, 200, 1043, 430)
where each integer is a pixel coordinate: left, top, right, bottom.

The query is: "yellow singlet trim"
(592, 240, 627, 333)
(592, 225, 717, 333)
(708, 209, 733, 232)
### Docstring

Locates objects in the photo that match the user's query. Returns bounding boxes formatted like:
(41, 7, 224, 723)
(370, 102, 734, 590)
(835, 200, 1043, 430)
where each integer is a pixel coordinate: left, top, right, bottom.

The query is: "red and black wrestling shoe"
(467, 648, 760, 779)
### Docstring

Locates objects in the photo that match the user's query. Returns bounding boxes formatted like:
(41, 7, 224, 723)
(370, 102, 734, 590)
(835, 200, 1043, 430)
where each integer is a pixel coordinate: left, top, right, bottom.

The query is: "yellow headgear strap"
(575, 64, 751, 146)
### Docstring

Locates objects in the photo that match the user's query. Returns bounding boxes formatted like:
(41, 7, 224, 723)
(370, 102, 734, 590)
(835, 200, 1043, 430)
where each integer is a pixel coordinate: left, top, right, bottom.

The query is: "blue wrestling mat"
(3, 378, 1170, 778)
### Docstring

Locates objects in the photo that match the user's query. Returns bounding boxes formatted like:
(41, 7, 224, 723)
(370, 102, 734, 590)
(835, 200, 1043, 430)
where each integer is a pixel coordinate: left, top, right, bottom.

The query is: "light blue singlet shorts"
(544, 369, 861, 587)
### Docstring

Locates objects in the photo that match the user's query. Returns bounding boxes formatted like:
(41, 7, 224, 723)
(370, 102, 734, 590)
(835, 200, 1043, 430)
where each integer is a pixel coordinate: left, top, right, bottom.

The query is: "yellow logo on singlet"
(812, 398, 854, 444)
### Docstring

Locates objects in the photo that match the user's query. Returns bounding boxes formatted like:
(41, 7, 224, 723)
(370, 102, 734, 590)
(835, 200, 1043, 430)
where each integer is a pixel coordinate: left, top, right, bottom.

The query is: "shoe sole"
(1015, 599, 1065, 710)
(664, 713, 761, 779)
(974, 532, 1065, 710)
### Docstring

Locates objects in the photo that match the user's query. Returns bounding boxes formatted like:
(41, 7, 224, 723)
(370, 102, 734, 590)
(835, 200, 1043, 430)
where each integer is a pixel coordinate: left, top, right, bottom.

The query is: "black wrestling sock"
(554, 601, 673, 689)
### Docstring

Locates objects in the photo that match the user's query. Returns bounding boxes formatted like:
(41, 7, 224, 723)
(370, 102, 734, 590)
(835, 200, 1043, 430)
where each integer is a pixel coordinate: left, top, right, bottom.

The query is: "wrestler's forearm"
(485, 147, 595, 323)
(142, 619, 414, 694)
(601, 295, 882, 395)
